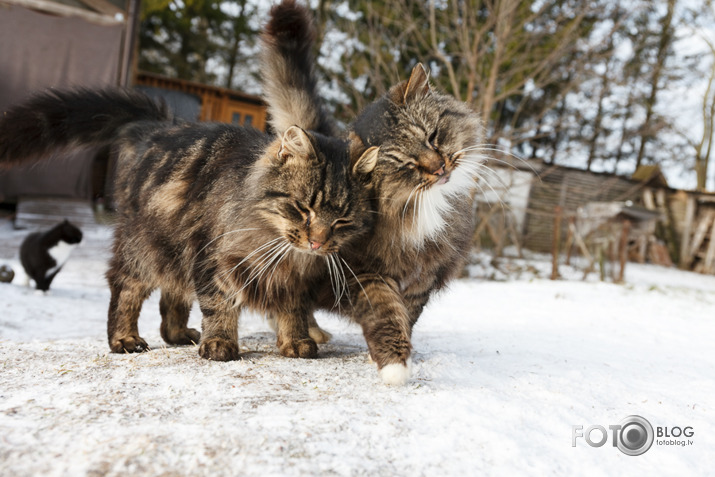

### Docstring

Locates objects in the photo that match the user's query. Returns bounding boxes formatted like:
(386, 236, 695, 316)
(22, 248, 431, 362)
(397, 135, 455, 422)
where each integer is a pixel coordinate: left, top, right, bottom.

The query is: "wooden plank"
(0, 0, 123, 25)
(76, 0, 123, 16)
(643, 189, 656, 210)
(703, 218, 715, 274)
(679, 196, 696, 267)
(686, 212, 714, 268)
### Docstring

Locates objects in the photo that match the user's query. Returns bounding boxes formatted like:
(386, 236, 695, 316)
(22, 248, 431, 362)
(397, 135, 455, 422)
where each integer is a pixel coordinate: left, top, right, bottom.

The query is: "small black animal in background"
(20, 220, 83, 291)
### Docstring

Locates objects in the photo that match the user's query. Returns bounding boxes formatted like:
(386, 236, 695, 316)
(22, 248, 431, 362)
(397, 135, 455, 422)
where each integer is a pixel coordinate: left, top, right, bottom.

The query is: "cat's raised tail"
(260, 0, 337, 136)
(0, 88, 170, 168)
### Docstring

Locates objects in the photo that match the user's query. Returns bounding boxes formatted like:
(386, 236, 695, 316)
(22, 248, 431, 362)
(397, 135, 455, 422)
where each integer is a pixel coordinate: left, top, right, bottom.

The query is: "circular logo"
(616, 415, 654, 456)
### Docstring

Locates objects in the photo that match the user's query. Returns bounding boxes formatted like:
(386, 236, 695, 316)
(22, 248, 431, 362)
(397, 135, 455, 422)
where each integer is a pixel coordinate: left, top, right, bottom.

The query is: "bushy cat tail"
(260, 0, 337, 136)
(0, 88, 170, 168)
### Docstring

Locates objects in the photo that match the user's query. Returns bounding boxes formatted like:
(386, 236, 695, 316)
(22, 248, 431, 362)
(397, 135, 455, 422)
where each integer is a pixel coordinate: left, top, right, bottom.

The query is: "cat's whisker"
(331, 254, 347, 307)
(469, 163, 512, 210)
(194, 228, 261, 260)
(457, 144, 539, 176)
(332, 254, 347, 308)
(261, 242, 293, 308)
(401, 184, 421, 224)
(339, 256, 373, 314)
(220, 240, 287, 306)
(334, 253, 352, 308)
(325, 255, 340, 307)
(215, 237, 283, 286)
(245, 241, 292, 292)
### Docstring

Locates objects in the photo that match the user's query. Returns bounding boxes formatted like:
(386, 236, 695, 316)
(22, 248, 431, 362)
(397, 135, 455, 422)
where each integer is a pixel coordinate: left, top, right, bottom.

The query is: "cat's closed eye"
(331, 218, 352, 230)
(428, 129, 438, 149)
(292, 200, 312, 222)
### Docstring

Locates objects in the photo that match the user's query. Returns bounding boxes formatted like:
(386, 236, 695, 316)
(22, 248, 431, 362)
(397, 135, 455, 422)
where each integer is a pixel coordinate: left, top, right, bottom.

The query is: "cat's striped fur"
(261, 0, 485, 384)
(0, 87, 379, 361)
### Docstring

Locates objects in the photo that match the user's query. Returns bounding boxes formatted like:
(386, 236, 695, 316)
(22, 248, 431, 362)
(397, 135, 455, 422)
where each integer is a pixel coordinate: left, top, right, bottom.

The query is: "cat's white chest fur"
(46, 241, 77, 277)
(407, 162, 476, 244)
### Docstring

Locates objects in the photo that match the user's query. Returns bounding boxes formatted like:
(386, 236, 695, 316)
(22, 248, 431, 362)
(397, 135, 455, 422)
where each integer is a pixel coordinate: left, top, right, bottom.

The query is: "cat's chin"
(379, 361, 412, 386)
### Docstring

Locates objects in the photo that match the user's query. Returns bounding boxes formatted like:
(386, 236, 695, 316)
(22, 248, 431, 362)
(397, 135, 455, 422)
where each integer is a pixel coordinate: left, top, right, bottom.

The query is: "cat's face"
(259, 127, 377, 256)
(354, 64, 484, 243)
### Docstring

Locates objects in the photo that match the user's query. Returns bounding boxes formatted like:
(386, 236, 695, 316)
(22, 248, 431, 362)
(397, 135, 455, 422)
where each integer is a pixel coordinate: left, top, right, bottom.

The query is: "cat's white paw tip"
(379, 362, 412, 386)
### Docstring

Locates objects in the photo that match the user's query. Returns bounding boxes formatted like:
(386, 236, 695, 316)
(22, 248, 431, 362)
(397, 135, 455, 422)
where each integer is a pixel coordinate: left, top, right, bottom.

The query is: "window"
(231, 112, 241, 124)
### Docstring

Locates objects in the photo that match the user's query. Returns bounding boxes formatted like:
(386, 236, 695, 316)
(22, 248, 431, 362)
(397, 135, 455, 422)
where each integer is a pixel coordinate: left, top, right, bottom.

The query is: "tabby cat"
(0, 88, 378, 361)
(260, 0, 485, 384)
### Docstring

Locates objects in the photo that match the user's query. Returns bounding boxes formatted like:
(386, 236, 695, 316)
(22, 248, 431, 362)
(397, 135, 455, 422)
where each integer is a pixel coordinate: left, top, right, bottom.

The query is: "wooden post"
(617, 220, 631, 283)
(680, 195, 696, 268)
(703, 218, 715, 274)
(655, 189, 679, 265)
(686, 212, 714, 269)
(551, 206, 563, 280)
(598, 244, 606, 282)
(565, 216, 575, 265)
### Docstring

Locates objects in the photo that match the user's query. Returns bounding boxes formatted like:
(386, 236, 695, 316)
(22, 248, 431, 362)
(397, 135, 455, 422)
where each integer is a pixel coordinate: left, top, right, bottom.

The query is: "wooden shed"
(134, 72, 267, 131)
(521, 163, 654, 253)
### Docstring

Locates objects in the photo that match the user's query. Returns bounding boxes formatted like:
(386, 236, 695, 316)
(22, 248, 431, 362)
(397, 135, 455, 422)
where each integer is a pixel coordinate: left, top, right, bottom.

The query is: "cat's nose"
(309, 240, 323, 250)
(433, 162, 446, 176)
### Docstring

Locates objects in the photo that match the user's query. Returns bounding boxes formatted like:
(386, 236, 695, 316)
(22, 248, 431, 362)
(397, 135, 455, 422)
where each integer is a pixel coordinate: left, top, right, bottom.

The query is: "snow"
(1, 216, 714, 476)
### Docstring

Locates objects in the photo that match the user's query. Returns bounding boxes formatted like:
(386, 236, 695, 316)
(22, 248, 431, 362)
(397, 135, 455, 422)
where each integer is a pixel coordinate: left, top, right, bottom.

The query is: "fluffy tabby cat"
(260, 0, 485, 384)
(20, 219, 83, 291)
(0, 88, 379, 360)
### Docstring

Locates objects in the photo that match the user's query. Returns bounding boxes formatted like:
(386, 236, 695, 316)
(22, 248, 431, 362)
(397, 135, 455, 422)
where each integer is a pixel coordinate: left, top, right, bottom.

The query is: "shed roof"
(0, 0, 125, 25)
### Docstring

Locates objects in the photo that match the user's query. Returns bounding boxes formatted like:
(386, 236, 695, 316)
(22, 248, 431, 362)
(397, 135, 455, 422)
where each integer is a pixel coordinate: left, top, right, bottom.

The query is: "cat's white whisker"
(401, 184, 421, 225)
(194, 228, 261, 260)
(334, 253, 352, 308)
(325, 255, 340, 307)
(215, 237, 283, 287)
(331, 254, 347, 307)
(261, 242, 293, 308)
(222, 240, 288, 306)
(339, 256, 373, 314)
(246, 241, 291, 293)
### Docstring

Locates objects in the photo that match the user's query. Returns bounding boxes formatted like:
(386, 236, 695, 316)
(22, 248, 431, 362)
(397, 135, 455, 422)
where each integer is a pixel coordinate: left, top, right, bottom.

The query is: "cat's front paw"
(198, 337, 240, 361)
(161, 326, 201, 346)
(109, 335, 149, 354)
(279, 338, 318, 359)
(378, 360, 413, 386)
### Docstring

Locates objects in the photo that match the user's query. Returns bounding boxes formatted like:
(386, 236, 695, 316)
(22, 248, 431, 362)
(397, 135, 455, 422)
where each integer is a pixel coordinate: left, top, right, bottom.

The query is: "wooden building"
(135, 72, 267, 131)
(521, 163, 654, 253)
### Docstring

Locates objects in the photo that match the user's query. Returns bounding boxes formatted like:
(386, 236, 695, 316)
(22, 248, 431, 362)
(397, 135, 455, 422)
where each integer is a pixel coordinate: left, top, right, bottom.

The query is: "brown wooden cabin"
(134, 72, 267, 131)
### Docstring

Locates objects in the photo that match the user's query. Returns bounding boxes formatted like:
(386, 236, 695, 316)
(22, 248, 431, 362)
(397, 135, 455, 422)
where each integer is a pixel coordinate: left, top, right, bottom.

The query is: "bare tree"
(694, 38, 715, 191)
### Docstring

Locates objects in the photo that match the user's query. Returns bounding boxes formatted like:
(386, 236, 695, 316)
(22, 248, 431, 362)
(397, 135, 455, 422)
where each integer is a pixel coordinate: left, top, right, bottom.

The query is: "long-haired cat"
(261, 0, 485, 384)
(19, 219, 83, 291)
(0, 88, 378, 361)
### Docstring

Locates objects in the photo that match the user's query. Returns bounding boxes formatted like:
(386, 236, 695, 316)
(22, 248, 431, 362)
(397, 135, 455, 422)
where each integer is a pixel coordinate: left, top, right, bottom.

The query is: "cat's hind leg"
(159, 290, 200, 346)
(307, 313, 332, 344)
(106, 261, 153, 353)
(268, 311, 324, 353)
(273, 308, 318, 359)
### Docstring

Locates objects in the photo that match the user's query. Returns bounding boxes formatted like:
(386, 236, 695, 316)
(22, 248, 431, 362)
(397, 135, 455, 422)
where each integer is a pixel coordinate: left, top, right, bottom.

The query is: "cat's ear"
(353, 146, 379, 175)
(278, 126, 315, 162)
(389, 63, 431, 105)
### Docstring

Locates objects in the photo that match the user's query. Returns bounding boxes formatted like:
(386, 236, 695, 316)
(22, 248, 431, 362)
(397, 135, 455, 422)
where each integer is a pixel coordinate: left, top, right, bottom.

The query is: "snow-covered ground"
(0, 217, 713, 476)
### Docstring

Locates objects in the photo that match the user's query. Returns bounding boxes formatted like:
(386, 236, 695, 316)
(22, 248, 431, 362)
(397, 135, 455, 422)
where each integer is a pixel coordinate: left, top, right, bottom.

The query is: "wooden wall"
(135, 72, 267, 131)
(522, 164, 649, 253)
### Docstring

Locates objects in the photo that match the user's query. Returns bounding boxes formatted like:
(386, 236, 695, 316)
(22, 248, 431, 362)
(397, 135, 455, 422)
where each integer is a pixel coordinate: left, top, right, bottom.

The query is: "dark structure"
(0, 0, 138, 203)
